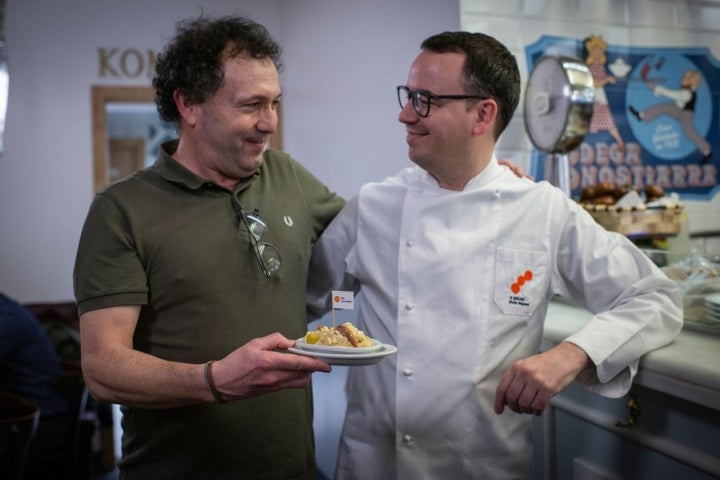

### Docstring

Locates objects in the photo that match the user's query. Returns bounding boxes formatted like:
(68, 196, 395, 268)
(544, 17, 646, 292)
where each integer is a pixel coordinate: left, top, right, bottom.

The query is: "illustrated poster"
(525, 35, 719, 201)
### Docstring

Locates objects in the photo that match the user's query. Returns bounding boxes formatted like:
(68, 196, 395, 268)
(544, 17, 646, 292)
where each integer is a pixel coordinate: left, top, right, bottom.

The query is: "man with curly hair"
(74, 15, 344, 479)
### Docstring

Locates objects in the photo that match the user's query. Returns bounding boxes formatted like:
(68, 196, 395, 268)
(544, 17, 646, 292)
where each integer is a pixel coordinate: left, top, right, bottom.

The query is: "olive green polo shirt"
(73, 141, 345, 479)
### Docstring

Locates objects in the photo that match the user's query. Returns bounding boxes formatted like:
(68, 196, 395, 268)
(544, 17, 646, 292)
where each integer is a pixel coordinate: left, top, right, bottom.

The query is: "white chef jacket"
(306, 158, 683, 480)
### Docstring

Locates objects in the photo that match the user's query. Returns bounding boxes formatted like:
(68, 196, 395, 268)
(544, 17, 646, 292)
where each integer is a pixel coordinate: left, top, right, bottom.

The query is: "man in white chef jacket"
(306, 31, 683, 480)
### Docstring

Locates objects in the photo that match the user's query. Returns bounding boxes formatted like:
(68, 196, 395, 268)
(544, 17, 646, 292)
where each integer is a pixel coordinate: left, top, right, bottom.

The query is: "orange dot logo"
(333, 295, 340, 304)
(510, 270, 534, 294)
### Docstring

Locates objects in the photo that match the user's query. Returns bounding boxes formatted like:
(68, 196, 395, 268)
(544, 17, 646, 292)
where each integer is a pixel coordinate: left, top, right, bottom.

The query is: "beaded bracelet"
(204, 360, 226, 403)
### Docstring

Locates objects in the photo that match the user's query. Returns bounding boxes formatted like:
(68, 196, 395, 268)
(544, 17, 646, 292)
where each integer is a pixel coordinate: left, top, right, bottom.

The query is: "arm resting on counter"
(543, 299, 720, 411)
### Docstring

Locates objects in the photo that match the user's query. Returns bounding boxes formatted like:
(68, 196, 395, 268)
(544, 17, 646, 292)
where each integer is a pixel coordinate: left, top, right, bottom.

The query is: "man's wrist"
(204, 360, 227, 403)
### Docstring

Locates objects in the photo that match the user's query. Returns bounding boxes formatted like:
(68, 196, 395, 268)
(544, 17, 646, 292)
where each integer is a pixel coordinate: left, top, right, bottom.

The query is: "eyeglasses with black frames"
(234, 203, 282, 279)
(396, 85, 487, 118)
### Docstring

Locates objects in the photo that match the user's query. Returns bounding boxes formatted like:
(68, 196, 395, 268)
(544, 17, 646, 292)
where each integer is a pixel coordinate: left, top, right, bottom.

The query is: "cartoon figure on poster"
(627, 62, 712, 164)
(583, 35, 626, 150)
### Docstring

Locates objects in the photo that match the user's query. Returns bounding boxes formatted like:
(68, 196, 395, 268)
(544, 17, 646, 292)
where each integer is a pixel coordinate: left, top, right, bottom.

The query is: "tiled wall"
(461, 0, 720, 243)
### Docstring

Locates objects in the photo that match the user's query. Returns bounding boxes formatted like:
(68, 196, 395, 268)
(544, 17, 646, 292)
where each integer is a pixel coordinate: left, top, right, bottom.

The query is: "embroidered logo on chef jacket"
(510, 270, 533, 294)
(494, 248, 546, 317)
(507, 270, 534, 309)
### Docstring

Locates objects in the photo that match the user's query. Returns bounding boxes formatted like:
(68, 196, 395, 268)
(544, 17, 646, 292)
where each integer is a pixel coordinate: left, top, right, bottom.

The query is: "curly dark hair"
(421, 31, 520, 139)
(152, 15, 283, 123)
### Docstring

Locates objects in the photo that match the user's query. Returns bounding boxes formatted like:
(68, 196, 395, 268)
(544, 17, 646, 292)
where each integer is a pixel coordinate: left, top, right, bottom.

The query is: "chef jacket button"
(402, 434, 413, 444)
(403, 368, 413, 377)
(406, 239, 415, 247)
(405, 303, 415, 311)
(494, 189, 501, 199)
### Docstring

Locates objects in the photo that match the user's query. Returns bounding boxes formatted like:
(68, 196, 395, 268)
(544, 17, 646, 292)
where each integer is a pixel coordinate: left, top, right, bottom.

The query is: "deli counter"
(537, 296, 720, 480)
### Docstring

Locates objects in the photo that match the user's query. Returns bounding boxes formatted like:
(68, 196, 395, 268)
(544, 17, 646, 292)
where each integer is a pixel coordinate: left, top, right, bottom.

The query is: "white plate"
(705, 293, 720, 307)
(705, 303, 720, 314)
(287, 343, 397, 366)
(294, 338, 383, 355)
(705, 305, 720, 317)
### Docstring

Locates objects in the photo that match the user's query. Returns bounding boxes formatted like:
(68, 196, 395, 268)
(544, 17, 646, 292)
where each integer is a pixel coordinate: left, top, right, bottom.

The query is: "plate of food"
(296, 322, 382, 354)
(289, 322, 397, 365)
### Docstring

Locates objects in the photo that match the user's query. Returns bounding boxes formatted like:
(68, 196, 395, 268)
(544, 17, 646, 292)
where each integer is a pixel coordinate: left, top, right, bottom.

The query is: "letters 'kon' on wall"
(98, 48, 157, 79)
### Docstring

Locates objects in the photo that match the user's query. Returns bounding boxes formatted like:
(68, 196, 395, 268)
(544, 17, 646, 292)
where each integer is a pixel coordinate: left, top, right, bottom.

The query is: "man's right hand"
(210, 333, 331, 401)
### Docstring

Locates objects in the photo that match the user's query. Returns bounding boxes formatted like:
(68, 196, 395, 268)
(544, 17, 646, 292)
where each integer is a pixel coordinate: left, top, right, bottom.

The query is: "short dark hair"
(421, 31, 520, 138)
(153, 15, 283, 123)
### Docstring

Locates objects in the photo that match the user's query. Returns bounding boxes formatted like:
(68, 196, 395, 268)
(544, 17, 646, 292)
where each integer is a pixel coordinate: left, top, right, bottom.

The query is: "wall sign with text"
(97, 48, 157, 79)
(525, 35, 719, 201)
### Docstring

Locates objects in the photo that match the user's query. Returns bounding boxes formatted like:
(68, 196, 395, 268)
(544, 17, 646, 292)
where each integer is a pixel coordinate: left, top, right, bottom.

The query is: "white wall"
(279, 0, 458, 199)
(0, 0, 459, 302)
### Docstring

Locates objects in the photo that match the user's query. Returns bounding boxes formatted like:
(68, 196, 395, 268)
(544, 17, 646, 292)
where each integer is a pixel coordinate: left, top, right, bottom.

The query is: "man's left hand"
(493, 341, 591, 415)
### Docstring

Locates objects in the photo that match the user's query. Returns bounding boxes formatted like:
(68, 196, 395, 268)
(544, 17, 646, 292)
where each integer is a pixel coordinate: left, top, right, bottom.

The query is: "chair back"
(58, 361, 94, 480)
(0, 391, 40, 480)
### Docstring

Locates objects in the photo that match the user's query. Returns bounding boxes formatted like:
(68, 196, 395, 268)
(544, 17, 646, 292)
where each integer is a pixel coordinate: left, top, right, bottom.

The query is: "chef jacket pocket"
(493, 247, 547, 318)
